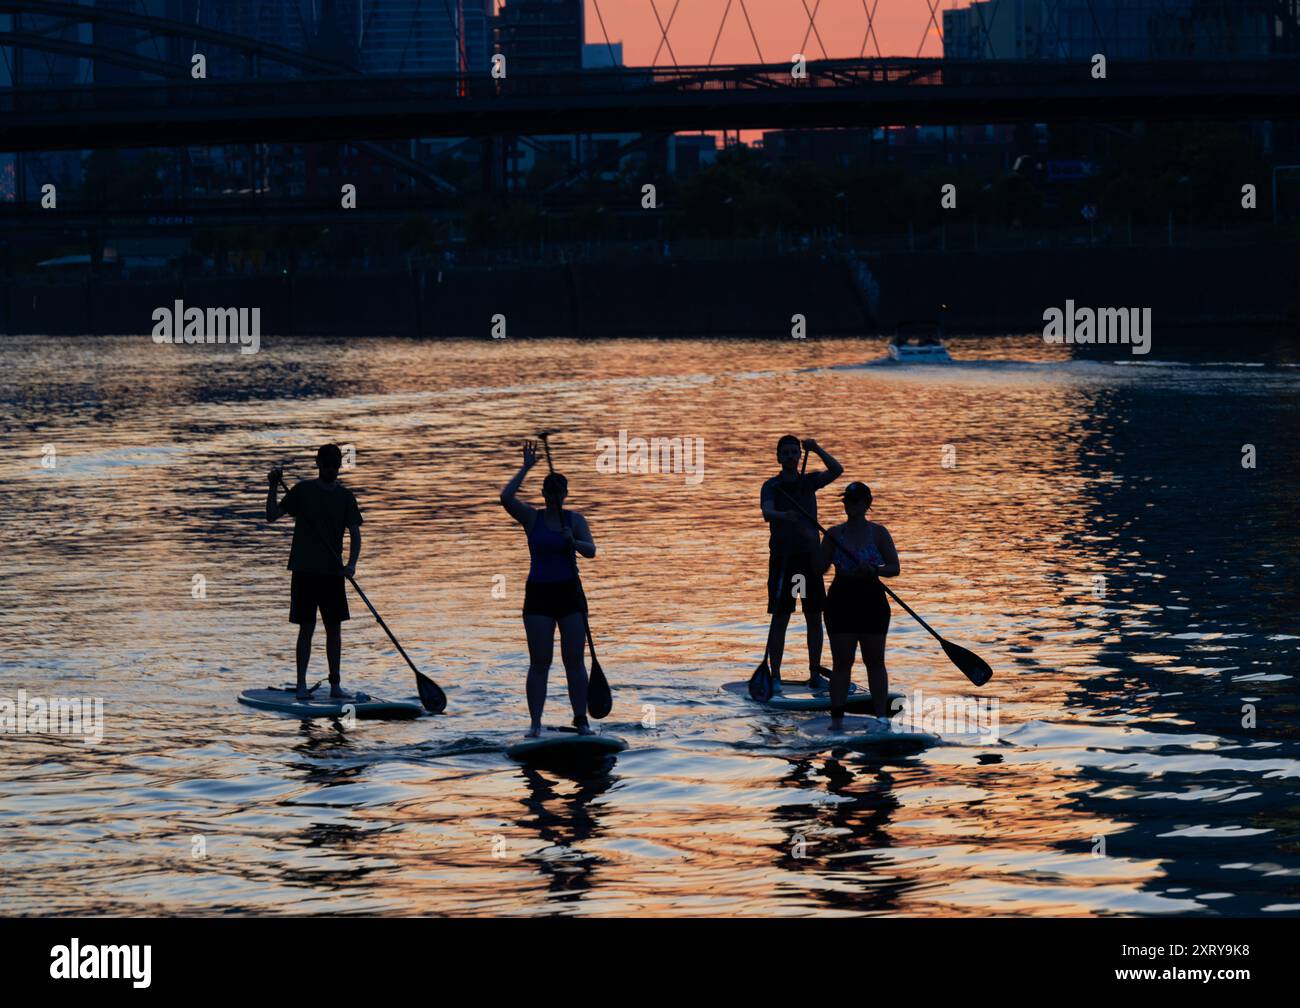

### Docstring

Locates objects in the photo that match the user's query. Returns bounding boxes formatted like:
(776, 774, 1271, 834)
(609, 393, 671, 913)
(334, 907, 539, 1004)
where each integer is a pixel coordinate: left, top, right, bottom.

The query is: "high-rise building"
(3, 6, 86, 86)
(143, 1, 310, 80)
(157, 1, 476, 77)
(1, 6, 89, 202)
(495, 0, 584, 73)
(582, 41, 623, 70)
(462, 1, 494, 73)
(93, 0, 144, 86)
(943, 0, 1042, 60)
(300, 0, 494, 75)
(1051, 0, 1288, 58)
(944, 1, 1296, 60)
(2, 2, 496, 85)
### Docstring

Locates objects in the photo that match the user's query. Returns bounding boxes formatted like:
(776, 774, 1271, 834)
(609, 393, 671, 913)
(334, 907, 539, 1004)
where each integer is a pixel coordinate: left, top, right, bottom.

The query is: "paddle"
(748, 446, 809, 701)
(276, 472, 447, 714)
(774, 485, 993, 687)
(537, 431, 612, 720)
(747, 551, 781, 701)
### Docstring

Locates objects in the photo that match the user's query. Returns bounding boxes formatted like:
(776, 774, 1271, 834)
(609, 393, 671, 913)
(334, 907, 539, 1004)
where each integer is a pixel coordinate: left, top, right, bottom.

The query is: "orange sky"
(582, 0, 954, 64)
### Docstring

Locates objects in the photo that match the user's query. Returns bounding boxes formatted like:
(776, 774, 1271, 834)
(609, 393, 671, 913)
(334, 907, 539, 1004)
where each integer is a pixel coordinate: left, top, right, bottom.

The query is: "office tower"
(495, 0, 584, 73)
(943, 1, 1294, 60)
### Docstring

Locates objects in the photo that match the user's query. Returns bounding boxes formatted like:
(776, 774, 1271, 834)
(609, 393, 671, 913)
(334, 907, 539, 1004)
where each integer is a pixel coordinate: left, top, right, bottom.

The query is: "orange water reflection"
(0, 335, 1296, 916)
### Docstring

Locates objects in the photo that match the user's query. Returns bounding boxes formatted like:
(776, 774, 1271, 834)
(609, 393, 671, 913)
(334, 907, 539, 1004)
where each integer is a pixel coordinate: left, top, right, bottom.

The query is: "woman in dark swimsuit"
(500, 441, 597, 737)
(819, 482, 900, 725)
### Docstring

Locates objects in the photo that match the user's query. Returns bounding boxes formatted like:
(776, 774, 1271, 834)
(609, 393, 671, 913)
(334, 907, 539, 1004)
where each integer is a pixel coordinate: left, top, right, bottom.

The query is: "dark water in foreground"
(0, 334, 1297, 916)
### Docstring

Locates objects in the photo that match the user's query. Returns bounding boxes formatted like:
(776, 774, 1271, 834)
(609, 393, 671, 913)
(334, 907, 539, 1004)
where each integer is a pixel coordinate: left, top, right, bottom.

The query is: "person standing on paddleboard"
(820, 481, 899, 725)
(266, 444, 363, 701)
(760, 435, 843, 693)
(500, 440, 597, 738)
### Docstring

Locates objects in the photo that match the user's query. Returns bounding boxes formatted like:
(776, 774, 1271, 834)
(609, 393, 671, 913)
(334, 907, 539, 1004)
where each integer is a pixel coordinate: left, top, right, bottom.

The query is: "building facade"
(944, 1, 1296, 60)
(495, 0, 584, 73)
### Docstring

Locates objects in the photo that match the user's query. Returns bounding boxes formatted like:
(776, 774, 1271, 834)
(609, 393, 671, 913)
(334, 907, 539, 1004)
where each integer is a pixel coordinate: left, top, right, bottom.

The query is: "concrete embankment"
(3, 243, 1294, 337)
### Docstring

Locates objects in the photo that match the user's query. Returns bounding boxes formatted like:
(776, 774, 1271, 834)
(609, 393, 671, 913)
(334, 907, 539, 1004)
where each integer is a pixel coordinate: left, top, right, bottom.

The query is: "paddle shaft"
(278, 476, 426, 680)
(774, 484, 946, 646)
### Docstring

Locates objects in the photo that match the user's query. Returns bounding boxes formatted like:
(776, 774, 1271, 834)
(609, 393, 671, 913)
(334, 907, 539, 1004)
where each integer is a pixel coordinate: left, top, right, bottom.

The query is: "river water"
(1, 333, 1297, 916)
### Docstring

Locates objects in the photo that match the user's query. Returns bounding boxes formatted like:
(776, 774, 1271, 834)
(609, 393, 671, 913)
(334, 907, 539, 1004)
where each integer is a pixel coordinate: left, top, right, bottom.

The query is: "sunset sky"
(582, 0, 954, 64)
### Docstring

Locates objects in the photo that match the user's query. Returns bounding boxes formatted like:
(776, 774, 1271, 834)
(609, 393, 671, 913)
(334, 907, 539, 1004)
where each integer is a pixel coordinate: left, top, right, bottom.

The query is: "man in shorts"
(266, 444, 363, 700)
(760, 435, 843, 693)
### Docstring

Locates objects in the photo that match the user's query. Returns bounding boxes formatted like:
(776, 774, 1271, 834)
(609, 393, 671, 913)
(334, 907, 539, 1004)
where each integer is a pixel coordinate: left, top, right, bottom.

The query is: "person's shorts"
(523, 578, 586, 621)
(824, 575, 891, 636)
(290, 571, 350, 625)
(767, 549, 826, 615)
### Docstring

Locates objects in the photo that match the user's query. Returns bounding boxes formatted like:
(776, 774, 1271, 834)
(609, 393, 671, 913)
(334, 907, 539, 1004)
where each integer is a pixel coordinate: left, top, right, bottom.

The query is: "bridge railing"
(3, 57, 1299, 117)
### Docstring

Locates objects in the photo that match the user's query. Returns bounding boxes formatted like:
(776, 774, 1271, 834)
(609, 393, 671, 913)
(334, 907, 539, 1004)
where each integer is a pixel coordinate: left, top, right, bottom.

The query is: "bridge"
(3, 57, 1299, 153)
(3, 0, 1300, 154)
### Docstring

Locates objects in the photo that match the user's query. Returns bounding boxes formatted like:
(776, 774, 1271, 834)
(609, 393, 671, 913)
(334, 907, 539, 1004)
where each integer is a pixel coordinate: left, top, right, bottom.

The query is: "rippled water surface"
(1, 334, 1298, 916)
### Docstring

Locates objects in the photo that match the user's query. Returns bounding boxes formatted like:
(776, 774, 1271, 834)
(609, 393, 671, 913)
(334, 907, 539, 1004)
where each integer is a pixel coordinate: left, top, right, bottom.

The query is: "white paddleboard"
(506, 727, 628, 762)
(800, 714, 941, 751)
(238, 687, 423, 720)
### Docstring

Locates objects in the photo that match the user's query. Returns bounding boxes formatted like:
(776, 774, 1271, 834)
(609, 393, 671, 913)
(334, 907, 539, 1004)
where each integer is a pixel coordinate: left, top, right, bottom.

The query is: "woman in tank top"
(500, 440, 597, 737)
(819, 481, 900, 725)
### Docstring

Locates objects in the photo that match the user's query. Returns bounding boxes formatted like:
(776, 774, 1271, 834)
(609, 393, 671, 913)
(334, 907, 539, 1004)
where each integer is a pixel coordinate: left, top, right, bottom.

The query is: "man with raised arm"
(760, 435, 843, 693)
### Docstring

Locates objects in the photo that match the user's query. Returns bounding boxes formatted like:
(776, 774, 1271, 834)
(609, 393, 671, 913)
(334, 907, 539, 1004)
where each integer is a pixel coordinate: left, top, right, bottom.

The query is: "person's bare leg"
(295, 616, 315, 699)
(767, 608, 792, 689)
(805, 609, 826, 687)
(862, 633, 889, 719)
(523, 614, 556, 736)
(325, 622, 343, 696)
(828, 633, 858, 729)
(558, 611, 591, 733)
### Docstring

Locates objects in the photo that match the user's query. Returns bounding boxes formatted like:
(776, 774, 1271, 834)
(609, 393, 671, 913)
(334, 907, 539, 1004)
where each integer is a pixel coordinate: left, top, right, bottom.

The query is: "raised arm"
(500, 441, 539, 527)
(266, 468, 286, 522)
(804, 438, 843, 484)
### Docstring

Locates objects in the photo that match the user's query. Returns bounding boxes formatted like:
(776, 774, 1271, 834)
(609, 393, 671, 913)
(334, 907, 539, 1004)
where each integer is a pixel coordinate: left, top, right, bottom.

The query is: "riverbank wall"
(3, 242, 1294, 337)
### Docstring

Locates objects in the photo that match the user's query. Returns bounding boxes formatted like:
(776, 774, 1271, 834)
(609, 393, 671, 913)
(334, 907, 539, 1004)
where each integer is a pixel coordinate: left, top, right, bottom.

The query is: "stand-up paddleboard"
(506, 726, 628, 763)
(238, 687, 424, 720)
(722, 680, 904, 714)
(800, 714, 941, 751)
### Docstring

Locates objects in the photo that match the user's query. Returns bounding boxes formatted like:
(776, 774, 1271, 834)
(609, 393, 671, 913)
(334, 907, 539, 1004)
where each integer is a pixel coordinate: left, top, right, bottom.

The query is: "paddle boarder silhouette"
(266, 443, 363, 701)
(759, 435, 843, 693)
(500, 440, 597, 738)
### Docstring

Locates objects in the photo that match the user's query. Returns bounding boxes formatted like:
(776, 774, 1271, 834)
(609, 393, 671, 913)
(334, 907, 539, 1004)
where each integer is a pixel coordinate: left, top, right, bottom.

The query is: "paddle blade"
(748, 660, 774, 702)
(416, 672, 447, 714)
(587, 659, 612, 720)
(942, 639, 993, 687)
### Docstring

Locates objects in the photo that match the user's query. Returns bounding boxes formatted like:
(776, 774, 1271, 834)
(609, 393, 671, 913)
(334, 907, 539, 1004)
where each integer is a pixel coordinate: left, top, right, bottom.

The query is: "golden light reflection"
(0, 334, 1295, 916)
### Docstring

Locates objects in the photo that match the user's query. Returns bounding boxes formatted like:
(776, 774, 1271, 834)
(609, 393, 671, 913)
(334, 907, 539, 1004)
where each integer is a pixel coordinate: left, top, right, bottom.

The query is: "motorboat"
(887, 341, 952, 362)
(887, 320, 952, 362)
